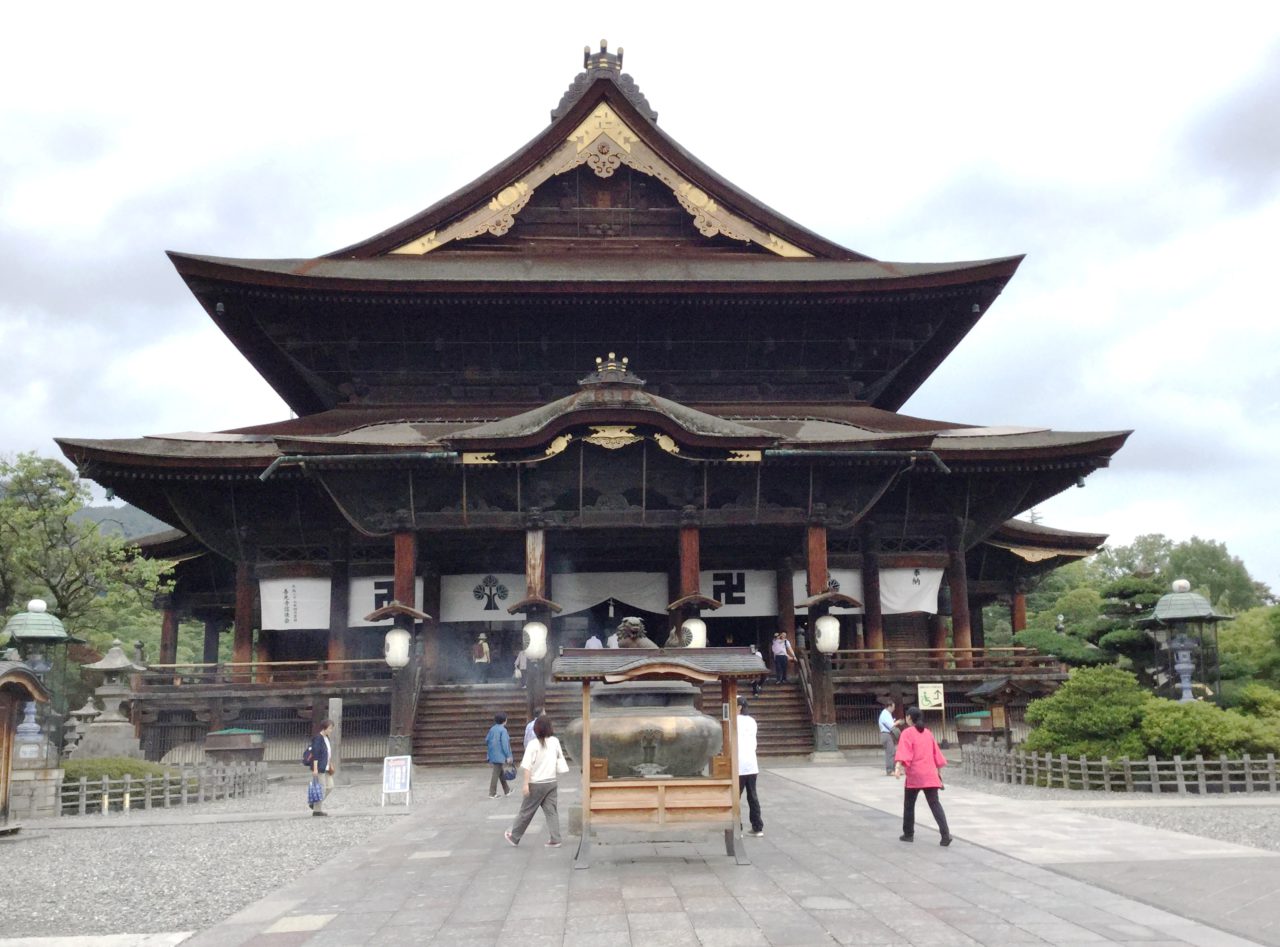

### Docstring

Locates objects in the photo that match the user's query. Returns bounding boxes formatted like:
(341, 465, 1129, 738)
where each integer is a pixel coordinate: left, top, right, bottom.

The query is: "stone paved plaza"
(3, 754, 1278, 947)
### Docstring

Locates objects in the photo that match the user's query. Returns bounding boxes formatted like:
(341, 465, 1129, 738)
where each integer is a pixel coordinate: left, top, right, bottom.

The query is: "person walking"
(770, 631, 796, 684)
(893, 706, 952, 846)
(473, 633, 491, 682)
(308, 718, 335, 817)
(523, 706, 542, 753)
(504, 715, 566, 848)
(736, 696, 764, 837)
(878, 699, 902, 775)
(486, 712, 514, 798)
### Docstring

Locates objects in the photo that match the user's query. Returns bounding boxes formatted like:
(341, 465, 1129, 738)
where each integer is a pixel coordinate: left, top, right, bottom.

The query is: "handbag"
(501, 763, 518, 782)
(513, 667, 522, 680)
(556, 747, 570, 775)
(307, 777, 325, 805)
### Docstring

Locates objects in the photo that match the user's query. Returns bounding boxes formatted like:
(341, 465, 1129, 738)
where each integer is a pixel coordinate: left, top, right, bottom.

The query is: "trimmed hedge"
(62, 758, 173, 784)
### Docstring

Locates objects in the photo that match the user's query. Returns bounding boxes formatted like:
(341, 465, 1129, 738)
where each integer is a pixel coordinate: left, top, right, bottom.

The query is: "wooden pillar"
(805, 524, 828, 598)
(389, 530, 419, 757)
(524, 527, 548, 719)
(862, 533, 885, 666)
(971, 601, 986, 649)
(928, 614, 948, 668)
(775, 561, 796, 652)
(805, 522, 838, 754)
(948, 532, 973, 668)
(1011, 590, 1027, 633)
(421, 564, 442, 684)
(254, 633, 271, 683)
(679, 523, 700, 597)
(159, 604, 179, 665)
(233, 562, 255, 680)
(201, 619, 221, 666)
(327, 532, 350, 681)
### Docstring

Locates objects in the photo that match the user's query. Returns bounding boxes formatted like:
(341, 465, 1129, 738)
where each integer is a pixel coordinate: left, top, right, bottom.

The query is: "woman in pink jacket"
(893, 706, 952, 846)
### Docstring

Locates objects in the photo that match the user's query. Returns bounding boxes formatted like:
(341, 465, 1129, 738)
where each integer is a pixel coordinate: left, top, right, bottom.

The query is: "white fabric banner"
(791, 569, 865, 614)
(439, 574, 527, 623)
(699, 570, 778, 617)
(551, 572, 668, 616)
(881, 567, 943, 615)
(260, 577, 331, 630)
(348, 577, 427, 627)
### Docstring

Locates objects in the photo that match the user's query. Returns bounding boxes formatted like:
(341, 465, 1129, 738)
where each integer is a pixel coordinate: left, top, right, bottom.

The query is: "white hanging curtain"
(439, 574, 527, 623)
(551, 572, 668, 616)
(880, 568, 944, 615)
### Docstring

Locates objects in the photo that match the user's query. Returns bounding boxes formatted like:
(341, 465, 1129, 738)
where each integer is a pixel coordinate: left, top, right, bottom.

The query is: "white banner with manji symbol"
(440, 574, 527, 623)
(260, 578, 332, 630)
(348, 577, 427, 627)
(699, 570, 778, 617)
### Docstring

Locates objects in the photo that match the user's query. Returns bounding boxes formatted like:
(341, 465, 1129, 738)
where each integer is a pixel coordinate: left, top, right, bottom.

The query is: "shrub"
(1236, 682, 1280, 719)
(1014, 627, 1112, 667)
(1023, 666, 1151, 758)
(1140, 699, 1280, 758)
(62, 758, 173, 784)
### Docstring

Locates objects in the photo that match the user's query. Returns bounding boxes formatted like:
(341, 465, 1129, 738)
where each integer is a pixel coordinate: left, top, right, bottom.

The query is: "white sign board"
(259, 577, 332, 630)
(381, 755, 412, 806)
(699, 570, 778, 617)
(917, 683, 945, 710)
(346, 577, 426, 627)
(440, 574, 527, 623)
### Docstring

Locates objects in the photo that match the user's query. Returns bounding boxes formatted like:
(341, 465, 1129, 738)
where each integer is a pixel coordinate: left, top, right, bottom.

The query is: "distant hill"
(73, 504, 173, 540)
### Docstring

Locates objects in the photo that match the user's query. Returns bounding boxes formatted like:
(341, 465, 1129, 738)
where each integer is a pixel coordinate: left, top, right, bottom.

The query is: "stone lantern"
(72, 640, 146, 759)
(2, 600, 78, 753)
(1139, 579, 1232, 703)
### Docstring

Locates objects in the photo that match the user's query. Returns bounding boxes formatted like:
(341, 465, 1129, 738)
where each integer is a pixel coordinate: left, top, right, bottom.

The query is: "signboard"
(348, 577, 426, 627)
(381, 755, 412, 806)
(917, 683, 945, 710)
(700, 570, 777, 617)
(260, 577, 332, 630)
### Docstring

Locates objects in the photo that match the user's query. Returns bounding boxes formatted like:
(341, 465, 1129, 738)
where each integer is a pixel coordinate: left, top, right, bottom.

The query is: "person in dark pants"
(736, 697, 764, 836)
(770, 631, 796, 684)
(486, 712, 514, 798)
(308, 719, 335, 817)
(894, 705, 952, 846)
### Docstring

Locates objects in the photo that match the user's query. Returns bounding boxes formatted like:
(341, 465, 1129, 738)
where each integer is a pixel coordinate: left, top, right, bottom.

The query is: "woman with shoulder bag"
(504, 714, 569, 848)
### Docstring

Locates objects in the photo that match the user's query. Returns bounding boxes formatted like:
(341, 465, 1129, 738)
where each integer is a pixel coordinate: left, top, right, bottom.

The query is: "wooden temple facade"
(57, 44, 1129, 762)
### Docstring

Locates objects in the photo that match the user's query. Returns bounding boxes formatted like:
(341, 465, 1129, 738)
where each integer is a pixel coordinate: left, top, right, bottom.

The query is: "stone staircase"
(411, 678, 814, 766)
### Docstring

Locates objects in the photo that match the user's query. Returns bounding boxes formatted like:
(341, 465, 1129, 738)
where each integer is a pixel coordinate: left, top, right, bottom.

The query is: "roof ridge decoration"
(551, 40, 657, 123)
(387, 48, 811, 259)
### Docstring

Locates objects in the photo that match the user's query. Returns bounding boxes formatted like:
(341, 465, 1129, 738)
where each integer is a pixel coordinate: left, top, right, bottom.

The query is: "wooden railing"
(138, 658, 394, 688)
(827, 647, 1065, 678)
(61, 762, 268, 815)
(963, 744, 1280, 794)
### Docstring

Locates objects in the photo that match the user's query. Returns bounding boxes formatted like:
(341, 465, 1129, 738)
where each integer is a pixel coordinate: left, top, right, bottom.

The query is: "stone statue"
(616, 616, 657, 649)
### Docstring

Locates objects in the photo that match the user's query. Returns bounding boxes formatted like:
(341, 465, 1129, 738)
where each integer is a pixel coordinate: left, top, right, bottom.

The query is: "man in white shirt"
(878, 700, 900, 775)
(524, 708, 542, 751)
(736, 697, 764, 837)
(585, 632, 604, 649)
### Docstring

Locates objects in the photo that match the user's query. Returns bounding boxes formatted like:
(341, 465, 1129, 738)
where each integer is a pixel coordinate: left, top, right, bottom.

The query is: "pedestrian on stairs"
(771, 631, 796, 684)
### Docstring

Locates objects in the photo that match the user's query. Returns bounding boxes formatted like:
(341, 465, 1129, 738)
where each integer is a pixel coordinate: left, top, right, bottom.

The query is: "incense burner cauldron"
(563, 681, 722, 777)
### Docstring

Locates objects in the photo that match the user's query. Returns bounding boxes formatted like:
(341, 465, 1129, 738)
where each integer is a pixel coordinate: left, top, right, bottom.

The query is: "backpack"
(302, 743, 315, 768)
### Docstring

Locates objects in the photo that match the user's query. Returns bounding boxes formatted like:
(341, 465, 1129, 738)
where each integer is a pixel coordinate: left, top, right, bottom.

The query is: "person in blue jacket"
(486, 712, 514, 798)
(309, 719, 335, 816)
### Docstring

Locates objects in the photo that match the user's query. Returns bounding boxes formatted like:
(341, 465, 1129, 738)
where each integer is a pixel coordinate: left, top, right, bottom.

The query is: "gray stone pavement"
(5, 756, 1278, 947)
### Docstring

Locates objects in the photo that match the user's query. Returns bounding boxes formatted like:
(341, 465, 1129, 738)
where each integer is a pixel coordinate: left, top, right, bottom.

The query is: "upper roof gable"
(328, 48, 869, 262)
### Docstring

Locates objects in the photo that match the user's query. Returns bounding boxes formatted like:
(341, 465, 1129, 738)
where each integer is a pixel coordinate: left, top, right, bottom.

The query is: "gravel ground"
(0, 769, 468, 938)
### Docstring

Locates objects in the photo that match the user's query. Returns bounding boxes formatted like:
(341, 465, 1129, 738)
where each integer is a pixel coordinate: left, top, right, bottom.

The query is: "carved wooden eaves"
(390, 104, 811, 258)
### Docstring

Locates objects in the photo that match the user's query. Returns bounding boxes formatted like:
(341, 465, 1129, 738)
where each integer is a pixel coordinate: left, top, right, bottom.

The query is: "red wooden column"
(158, 602, 179, 666)
(233, 562, 255, 680)
(948, 531, 973, 668)
(1011, 590, 1028, 633)
(420, 565, 442, 684)
(928, 615, 948, 668)
(524, 527, 549, 718)
(861, 535, 885, 668)
(775, 560, 796, 652)
(679, 523, 700, 602)
(805, 522, 838, 754)
(388, 530, 419, 757)
(326, 531, 350, 681)
(201, 618, 221, 666)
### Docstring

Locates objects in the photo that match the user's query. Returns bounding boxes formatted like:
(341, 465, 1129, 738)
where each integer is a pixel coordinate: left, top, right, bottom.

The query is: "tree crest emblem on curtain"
(473, 575, 510, 611)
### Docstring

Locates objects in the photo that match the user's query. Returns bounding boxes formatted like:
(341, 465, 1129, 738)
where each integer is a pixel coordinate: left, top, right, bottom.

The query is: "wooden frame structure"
(553, 647, 767, 868)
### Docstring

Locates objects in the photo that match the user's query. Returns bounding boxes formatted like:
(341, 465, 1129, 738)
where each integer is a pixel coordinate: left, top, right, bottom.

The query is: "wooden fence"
(963, 743, 1280, 794)
(61, 762, 269, 816)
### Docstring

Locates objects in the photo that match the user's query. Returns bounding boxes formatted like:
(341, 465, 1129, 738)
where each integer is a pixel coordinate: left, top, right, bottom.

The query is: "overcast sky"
(3, 4, 1278, 592)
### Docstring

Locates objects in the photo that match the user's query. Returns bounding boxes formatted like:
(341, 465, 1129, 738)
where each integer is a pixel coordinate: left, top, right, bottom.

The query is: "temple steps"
(410, 679, 815, 767)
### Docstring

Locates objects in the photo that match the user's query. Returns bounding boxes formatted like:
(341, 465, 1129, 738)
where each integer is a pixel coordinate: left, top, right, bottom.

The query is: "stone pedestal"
(8, 766, 63, 820)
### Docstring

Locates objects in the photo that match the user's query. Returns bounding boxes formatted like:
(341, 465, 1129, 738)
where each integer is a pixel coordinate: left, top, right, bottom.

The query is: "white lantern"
(523, 621, 548, 661)
(814, 614, 840, 654)
(680, 617, 707, 648)
(384, 627, 411, 668)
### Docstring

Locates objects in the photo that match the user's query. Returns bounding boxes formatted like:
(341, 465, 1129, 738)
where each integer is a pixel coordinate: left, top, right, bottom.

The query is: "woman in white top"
(504, 714, 566, 848)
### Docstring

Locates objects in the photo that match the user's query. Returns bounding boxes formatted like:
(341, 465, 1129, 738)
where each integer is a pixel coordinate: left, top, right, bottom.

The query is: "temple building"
(56, 43, 1129, 764)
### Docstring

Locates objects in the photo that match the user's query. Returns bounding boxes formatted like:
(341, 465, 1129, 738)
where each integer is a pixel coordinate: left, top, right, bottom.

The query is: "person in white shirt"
(605, 631, 619, 648)
(504, 714, 566, 848)
(524, 707, 542, 752)
(584, 632, 604, 649)
(878, 700, 902, 775)
(736, 697, 764, 837)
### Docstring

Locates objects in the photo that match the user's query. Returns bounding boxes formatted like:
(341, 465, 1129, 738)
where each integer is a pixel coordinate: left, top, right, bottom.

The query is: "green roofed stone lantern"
(1139, 579, 1233, 703)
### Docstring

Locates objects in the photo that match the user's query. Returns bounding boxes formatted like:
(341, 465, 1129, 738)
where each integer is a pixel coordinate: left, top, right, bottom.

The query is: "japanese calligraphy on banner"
(791, 569, 864, 614)
(260, 578, 331, 630)
(439, 574, 527, 623)
(881, 568, 943, 615)
(551, 572, 667, 616)
(699, 570, 778, 617)
(347, 577, 427, 627)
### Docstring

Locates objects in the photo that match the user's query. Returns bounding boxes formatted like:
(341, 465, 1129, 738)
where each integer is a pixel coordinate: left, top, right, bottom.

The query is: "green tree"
(1167, 537, 1273, 611)
(1023, 666, 1152, 758)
